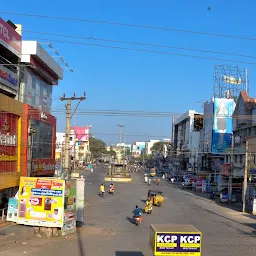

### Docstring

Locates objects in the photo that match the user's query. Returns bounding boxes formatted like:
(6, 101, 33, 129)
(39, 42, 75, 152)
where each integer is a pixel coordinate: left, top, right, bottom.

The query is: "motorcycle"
(91, 169, 94, 174)
(182, 182, 185, 190)
(109, 187, 115, 195)
(148, 179, 151, 186)
(134, 215, 143, 226)
(99, 191, 105, 197)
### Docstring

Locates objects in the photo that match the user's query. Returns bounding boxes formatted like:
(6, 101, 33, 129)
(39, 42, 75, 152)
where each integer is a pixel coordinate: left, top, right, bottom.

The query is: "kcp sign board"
(155, 232, 202, 256)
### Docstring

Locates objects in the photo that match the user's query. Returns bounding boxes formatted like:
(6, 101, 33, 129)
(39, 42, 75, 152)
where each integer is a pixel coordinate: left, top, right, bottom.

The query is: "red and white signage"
(0, 17, 21, 56)
(71, 126, 89, 142)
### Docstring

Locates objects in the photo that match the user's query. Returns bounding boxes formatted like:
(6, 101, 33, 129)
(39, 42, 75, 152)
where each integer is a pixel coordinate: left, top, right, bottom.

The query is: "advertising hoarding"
(71, 126, 89, 142)
(211, 132, 232, 153)
(62, 180, 76, 235)
(154, 232, 202, 255)
(213, 98, 235, 134)
(17, 177, 65, 227)
(22, 69, 53, 113)
(0, 17, 21, 56)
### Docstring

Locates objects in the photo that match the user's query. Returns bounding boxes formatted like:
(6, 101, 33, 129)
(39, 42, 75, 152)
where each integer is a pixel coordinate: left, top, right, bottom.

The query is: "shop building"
(19, 40, 63, 177)
(0, 18, 23, 201)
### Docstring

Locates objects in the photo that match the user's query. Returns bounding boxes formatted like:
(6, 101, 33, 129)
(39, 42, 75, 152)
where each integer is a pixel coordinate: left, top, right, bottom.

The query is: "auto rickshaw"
(147, 190, 164, 206)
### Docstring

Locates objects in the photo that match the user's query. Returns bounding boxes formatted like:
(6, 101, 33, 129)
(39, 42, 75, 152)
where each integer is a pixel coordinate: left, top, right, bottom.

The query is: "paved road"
(1, 167, 256, 256)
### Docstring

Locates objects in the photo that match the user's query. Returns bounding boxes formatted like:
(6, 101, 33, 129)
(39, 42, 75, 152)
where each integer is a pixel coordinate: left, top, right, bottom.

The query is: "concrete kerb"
(104, 177, 132, 182)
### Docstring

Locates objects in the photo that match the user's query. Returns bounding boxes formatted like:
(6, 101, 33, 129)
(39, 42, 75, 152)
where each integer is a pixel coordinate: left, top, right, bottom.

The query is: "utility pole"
(60, 93, 86, 179)
(242, 140, 249, 212)
(228, 135, 234, 203)
(118, 123, 124, 147)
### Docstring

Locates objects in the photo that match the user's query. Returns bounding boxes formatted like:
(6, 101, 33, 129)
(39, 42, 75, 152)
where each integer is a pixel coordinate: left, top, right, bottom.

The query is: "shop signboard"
(17, 177, 65, 227)
(0, 65, 18, 91)
(154, 232, 202, 255)
(0, 17, 21, 56)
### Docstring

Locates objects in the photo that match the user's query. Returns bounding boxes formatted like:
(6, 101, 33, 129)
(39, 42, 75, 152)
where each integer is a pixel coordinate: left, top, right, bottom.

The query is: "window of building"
(239, 155, 243, 164)
(31, 120, 53, 159)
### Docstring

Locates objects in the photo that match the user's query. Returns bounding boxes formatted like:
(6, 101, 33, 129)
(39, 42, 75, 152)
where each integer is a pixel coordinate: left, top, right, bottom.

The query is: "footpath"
(169, 180, 256, 228)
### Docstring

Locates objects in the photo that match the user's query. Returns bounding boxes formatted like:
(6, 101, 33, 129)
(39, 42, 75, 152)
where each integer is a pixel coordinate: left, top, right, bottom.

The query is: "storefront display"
(17, 177, 76, 230)
(0, 111, 18, 173)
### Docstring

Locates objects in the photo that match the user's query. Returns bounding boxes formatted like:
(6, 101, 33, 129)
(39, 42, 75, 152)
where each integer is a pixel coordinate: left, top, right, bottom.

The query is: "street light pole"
(118, 123, 124, 147)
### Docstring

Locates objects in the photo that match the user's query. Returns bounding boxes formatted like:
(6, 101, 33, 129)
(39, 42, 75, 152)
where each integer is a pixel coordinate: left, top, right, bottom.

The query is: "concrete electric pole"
(60, 93, 86, 179)
(242, 140, 249, 213)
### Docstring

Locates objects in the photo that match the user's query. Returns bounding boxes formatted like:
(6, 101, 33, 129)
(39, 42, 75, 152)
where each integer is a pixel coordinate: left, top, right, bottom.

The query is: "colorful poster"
(64, 180, 76, 222)
(62, 180, 76, 235)
(155, 232, 202, 256)
(7, 198, 18, 222)
(213, 98, 235, 134)
(17, 177, 65, 227)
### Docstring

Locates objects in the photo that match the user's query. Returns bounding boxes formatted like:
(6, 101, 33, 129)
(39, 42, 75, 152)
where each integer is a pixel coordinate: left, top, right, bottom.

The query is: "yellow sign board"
(17, 177, 65, 227)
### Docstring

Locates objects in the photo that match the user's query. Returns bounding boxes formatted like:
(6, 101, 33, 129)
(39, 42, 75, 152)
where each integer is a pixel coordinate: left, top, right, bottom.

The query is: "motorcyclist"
(109, 183, 115, 193)
(133, 205, 142, 217)
(100, 184, 105, 195)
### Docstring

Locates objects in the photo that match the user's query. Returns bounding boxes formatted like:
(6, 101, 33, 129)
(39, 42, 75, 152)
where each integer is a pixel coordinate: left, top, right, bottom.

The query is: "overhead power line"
(22, 29, 256, 59)
(23, 36, 256, 65)
(1, 11, 256, 41)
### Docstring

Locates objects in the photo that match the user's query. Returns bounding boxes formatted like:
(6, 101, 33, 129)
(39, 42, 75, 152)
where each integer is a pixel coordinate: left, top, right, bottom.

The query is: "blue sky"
(1, 1, 256, 145)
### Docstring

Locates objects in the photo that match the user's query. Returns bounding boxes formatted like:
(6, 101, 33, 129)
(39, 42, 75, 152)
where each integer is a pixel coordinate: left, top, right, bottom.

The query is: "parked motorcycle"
(210, 191, 215, 199)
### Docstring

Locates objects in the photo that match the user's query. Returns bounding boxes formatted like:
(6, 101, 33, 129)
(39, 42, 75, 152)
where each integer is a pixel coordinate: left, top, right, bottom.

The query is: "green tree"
(150, 141, 167, 153)
(89, 137, 106, 159)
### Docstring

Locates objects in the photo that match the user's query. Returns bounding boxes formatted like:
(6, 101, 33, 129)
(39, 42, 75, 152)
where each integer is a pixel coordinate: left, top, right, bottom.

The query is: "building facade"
(173, 110, 203, 172)
(0, 18, 23, 197)
(230, 91, 256, 178)
(132, 142, 146, 158)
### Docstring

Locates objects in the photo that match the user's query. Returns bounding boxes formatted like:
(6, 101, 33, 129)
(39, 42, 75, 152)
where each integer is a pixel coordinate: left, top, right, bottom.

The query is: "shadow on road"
(126, 216, 135, 225)
(116, 251, 144, 256)
(76, 225, 85, 256)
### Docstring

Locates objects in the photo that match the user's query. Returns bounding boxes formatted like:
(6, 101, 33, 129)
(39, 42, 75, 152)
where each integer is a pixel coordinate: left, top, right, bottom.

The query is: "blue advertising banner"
(212, 132, 232, 153)
(213, 98, 235, 134)
(155, 232, 202, 255)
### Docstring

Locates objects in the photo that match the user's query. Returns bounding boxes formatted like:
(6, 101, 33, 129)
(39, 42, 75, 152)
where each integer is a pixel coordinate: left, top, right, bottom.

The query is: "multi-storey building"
(173, 110, 203, 173)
